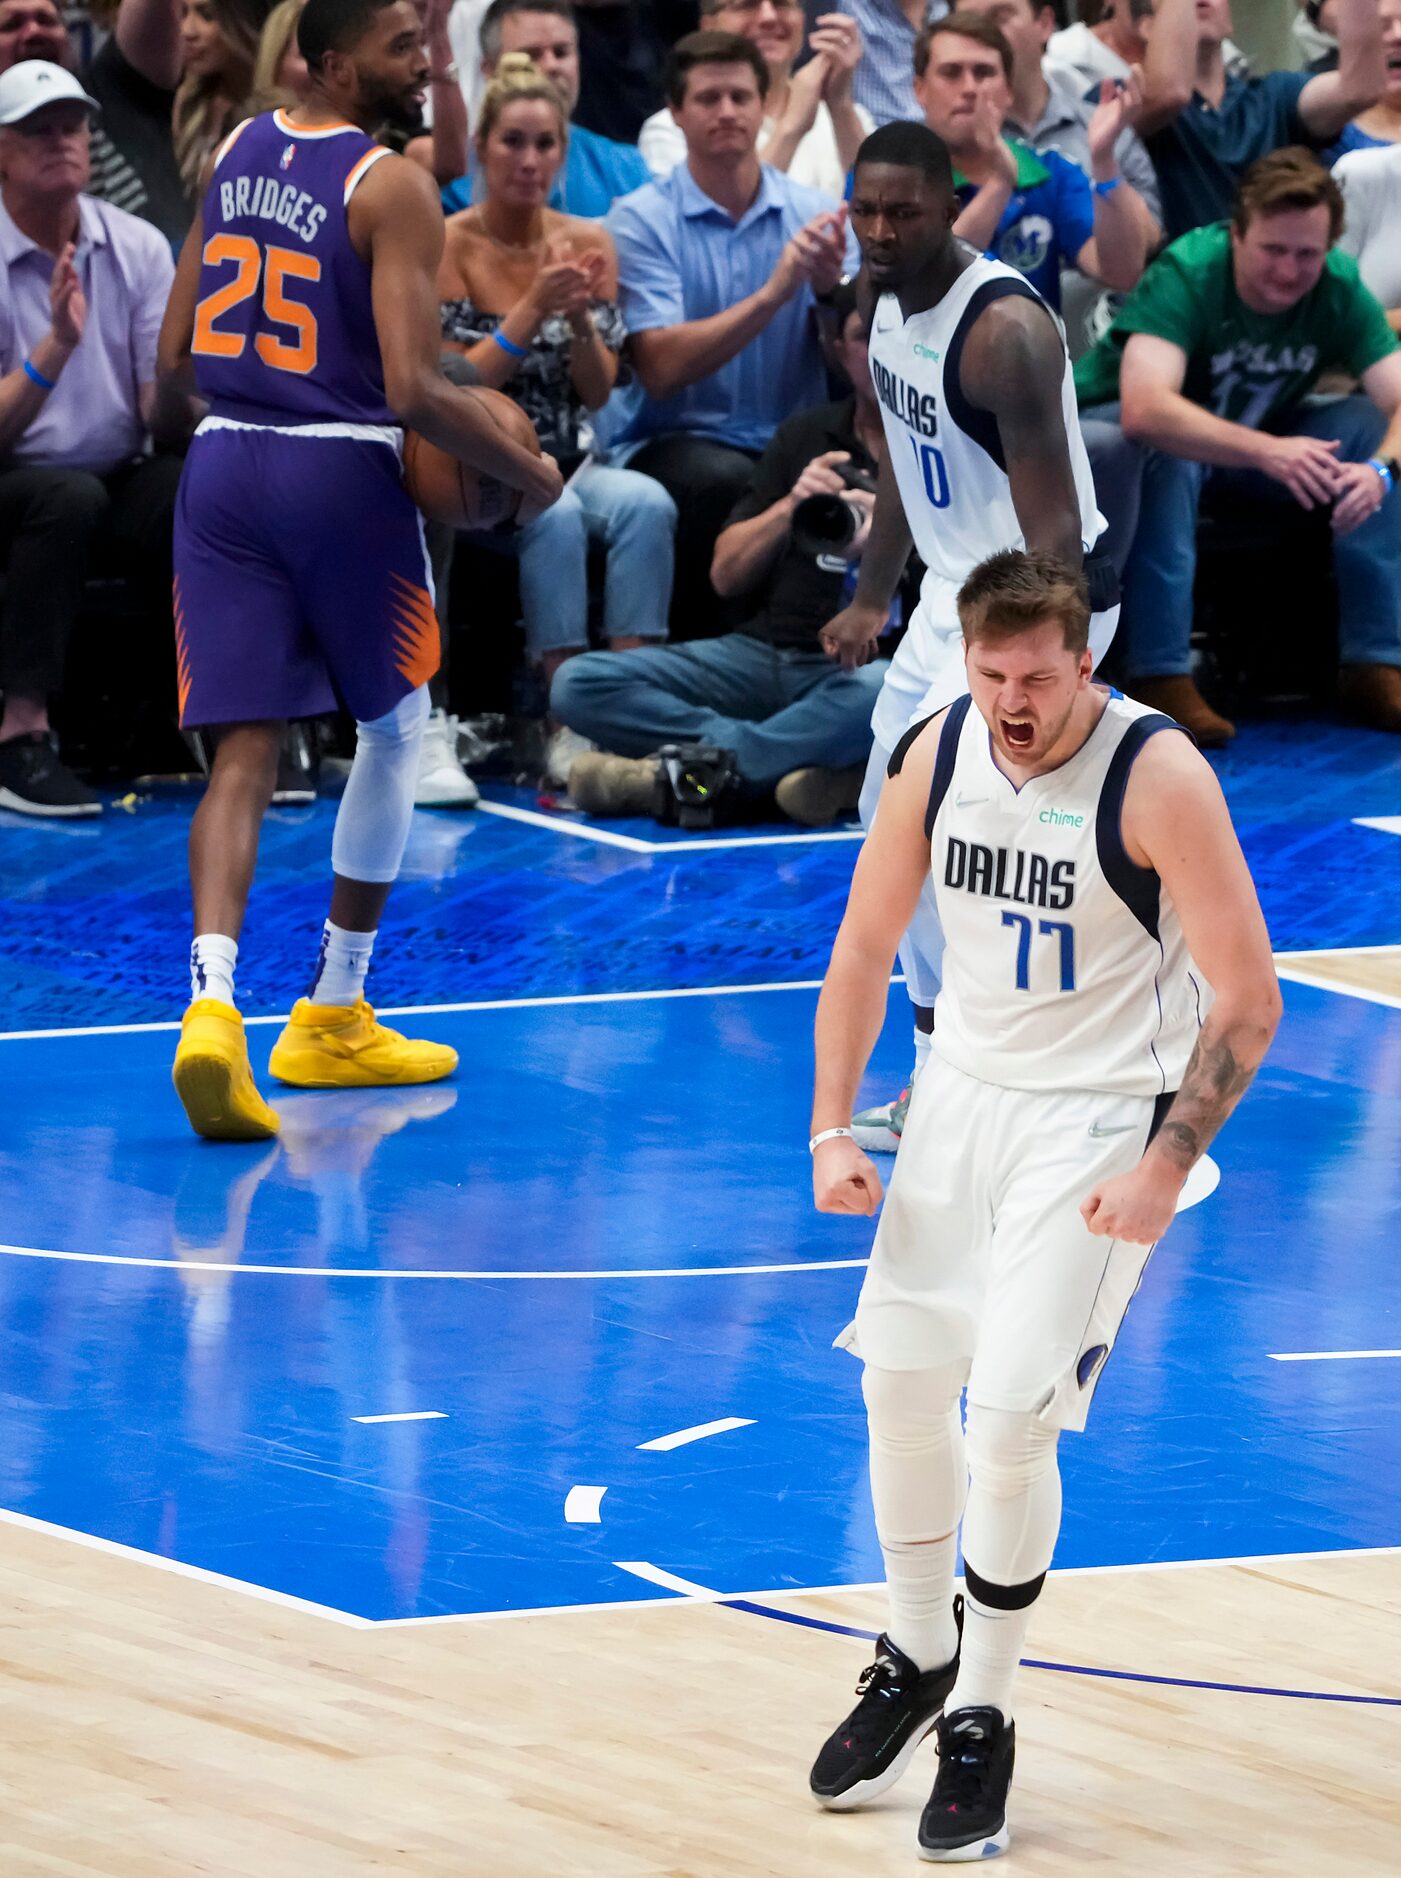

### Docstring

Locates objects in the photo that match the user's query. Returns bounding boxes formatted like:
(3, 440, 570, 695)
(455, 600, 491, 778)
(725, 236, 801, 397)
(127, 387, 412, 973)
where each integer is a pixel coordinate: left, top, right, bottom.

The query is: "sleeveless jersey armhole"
(1095, 715, 1189, 938)
(943, 277, 1060, 468)
(344, 145, 393, 206)
(212, 117, 254, 171)
(925, 694, 973, 838)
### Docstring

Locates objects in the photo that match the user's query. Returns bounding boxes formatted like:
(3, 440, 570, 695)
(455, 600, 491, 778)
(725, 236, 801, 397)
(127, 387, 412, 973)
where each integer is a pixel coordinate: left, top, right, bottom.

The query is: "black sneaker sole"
(0, 786, 101, 818)
(812, 1704, 946, 1811)
(917, 1815, 1009, 1861)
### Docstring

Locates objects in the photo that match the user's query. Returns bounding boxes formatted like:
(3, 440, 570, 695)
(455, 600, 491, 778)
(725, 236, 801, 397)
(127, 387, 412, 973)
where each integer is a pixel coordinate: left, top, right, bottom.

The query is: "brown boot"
(1338, 662, 1401, 732)
(567, 752, 660, 817)
(774, 763, 866, 827)
(1127, 675, 1235, 747)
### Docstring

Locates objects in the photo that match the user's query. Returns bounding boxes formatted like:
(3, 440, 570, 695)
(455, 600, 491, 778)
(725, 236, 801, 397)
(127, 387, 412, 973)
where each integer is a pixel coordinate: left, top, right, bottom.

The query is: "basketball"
(403, 387, 542, 531)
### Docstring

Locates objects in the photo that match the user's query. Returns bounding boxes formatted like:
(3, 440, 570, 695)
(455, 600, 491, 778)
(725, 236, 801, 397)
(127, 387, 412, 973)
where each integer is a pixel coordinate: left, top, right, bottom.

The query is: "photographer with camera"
(553, 283, 917, 826)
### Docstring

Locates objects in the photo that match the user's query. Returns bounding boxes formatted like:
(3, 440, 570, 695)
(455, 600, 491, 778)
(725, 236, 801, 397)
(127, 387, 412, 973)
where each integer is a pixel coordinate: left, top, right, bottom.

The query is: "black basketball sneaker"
(916, 1705, 1015, 1861)
(809, 1597, 963, 1809)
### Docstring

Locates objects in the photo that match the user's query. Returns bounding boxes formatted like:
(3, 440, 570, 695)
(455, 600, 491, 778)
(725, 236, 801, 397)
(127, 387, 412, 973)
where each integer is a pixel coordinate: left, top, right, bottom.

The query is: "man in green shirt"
(1076, 147, 1401, 743)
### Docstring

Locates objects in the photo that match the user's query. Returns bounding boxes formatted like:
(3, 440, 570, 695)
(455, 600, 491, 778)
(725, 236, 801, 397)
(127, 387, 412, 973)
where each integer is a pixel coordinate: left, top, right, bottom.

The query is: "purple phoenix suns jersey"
(191, 109, 394, 427)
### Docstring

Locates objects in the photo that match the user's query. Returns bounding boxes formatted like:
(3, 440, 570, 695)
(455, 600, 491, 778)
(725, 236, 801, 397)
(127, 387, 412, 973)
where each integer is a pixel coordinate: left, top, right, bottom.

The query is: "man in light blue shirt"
(607, 30, 859, 637)
(442, 0, 649, 219)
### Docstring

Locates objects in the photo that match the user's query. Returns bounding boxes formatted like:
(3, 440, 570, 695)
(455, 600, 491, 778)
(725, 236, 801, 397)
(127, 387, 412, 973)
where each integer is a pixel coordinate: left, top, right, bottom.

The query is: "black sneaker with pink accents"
(917, 1705, 1014, 1862)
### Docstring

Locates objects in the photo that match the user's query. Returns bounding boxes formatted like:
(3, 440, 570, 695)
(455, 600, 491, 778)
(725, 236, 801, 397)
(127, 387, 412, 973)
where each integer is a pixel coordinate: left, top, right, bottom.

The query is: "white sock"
(946, 1592, 1035, 1722)
(309, 920, 376, 1006)
(190, 932, 237, 1007)
(912, 1023, 934, 1076)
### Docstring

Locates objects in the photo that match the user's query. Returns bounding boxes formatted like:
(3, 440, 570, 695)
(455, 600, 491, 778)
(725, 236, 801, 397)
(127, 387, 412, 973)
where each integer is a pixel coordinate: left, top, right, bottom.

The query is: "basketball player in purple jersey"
(157, 0, 563, 1141)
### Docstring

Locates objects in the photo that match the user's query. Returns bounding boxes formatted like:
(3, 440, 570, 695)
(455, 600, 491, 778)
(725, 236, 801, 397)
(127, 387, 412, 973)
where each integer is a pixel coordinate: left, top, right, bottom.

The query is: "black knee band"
(964, 1563, 1046, 1612)
(913, 1004, 935, 1035)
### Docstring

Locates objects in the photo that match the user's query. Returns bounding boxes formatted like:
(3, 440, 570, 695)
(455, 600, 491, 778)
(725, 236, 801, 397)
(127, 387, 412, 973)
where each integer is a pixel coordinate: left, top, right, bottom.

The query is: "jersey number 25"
(192, 233, 321, 376)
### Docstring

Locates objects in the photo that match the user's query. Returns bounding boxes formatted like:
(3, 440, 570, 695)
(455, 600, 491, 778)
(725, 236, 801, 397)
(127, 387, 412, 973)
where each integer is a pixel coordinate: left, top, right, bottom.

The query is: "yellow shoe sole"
(173, 1050, 280, 1142)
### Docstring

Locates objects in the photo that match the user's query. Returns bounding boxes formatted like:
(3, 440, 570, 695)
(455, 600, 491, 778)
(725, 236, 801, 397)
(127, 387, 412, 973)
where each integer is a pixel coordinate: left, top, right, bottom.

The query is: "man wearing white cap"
(0, 59, 187, 817)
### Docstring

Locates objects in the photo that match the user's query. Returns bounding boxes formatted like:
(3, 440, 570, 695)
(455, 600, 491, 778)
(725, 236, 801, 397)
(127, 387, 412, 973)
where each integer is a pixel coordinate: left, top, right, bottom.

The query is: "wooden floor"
(3, 1522, 1398, 1876)
(1274, 947, 1401, 1000)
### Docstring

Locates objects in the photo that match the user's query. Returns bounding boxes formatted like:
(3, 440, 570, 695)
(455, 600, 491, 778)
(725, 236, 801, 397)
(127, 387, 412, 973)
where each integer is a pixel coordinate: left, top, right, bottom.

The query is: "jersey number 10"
(1002, 911, 1076, 991)
(910, 437, 950, 509)
(192, 233, 322, 375)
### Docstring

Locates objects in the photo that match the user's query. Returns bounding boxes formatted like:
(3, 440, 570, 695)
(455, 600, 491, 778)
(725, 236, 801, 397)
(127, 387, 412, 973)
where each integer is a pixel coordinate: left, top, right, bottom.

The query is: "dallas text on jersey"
(944, 837, 1077, 911)
(870, 358, 939, 439)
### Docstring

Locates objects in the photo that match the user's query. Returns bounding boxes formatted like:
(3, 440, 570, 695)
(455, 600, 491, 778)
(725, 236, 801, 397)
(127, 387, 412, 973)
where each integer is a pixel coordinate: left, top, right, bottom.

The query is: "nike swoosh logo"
(1088, 1122, 1138, 1138)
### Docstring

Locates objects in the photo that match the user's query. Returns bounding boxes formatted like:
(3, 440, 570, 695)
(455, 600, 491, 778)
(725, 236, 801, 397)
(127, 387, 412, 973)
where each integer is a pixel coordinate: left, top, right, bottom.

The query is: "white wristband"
(809, 1126, 854, 1153)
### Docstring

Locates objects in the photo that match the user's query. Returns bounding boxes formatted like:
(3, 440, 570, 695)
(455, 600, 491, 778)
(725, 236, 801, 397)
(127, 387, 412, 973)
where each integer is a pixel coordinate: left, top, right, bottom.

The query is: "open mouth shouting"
(1001, 715, 1036, 752)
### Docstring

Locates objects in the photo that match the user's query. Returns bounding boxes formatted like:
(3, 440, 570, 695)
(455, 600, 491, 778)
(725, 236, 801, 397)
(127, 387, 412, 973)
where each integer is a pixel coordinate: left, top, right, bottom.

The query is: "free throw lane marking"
(638, 1418, 755, 1451)
(564, 1487, 607, 1524)
(351, 1410, 447, 1423)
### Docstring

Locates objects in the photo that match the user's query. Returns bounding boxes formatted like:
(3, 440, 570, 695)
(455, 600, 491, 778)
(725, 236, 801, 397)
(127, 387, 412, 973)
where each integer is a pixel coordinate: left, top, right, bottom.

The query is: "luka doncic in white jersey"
(924, 689, 1205, 1098)
(868, 249, 1105, 594)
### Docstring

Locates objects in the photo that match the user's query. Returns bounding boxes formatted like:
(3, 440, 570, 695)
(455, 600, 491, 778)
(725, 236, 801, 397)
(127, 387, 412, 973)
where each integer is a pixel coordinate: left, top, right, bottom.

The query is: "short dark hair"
(665, 30, 770, 109)
(299, 0, 398, 71)
(915, 11, 1014, 84)
(480, 0, 575, 63)
(957, 548, 1090, 654)
(1233, 145, 1344, 245)
(853, 120, 954, 194)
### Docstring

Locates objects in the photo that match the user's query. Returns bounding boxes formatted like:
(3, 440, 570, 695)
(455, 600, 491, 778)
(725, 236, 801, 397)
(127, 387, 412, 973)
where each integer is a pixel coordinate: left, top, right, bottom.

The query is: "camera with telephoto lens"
(789, 460, 878, 560)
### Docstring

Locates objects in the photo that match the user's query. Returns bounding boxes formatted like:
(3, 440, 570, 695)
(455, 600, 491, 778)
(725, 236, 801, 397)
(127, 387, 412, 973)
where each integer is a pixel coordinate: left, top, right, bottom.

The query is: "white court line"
(475, 797, 862, 854)
(351, 1410, 447, 1423)
(12, 1505, 1393, 1631)
(0, 1242, 869, 1280)
(1274, 942, 1401, 958)
(638, 1418, 755, 1452)
(0, 975, 856, 1044)
(1274, 965, 1401, 1014)
(564, 1486, 607, 1524)
(1270, 1350, 1401, 1362)
(0, 1505, 374, 1629)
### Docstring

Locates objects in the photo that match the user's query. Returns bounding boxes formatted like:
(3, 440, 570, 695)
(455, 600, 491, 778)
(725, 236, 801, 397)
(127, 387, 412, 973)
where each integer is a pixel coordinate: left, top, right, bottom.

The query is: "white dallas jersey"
(922, 689, 1205, 1098)
(867, 251, 1104, 587)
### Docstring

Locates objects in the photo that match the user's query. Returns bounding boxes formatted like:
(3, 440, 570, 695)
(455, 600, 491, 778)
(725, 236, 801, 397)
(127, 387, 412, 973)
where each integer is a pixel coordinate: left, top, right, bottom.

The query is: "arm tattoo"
(1154, 1021, 1267, 1173)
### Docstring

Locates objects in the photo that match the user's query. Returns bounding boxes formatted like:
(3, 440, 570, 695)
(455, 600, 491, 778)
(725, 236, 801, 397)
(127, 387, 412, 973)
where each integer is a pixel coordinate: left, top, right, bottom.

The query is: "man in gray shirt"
(0, 62, 189, 817)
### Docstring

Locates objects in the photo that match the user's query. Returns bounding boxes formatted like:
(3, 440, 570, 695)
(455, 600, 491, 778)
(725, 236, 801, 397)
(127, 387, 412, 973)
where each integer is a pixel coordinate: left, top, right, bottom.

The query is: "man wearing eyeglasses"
(640, 0, 872, 201)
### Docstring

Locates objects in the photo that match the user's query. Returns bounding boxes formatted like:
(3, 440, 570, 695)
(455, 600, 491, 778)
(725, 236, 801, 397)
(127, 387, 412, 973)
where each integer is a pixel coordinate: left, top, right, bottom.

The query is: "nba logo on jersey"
(280, 143, 295, 170)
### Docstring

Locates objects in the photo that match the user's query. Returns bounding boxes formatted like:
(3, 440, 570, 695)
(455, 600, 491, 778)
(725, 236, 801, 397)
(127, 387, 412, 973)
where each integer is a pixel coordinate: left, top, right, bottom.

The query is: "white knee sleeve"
(863, 1362, 969, 1544)
(330, 683, 430, 884)
(961, 1403, 1062, 1592)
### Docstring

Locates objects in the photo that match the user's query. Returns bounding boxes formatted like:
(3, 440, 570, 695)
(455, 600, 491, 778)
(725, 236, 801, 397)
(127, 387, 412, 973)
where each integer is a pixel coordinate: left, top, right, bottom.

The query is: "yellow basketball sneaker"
(267, 998, 458, 1088)
(173, 999, 281, 1141)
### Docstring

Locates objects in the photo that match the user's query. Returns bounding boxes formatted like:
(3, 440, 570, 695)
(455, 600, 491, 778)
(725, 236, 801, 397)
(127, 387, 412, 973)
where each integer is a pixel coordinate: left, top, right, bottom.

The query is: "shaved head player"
(807, 549, 1280, 1860)
(158, 0, 562, 1141)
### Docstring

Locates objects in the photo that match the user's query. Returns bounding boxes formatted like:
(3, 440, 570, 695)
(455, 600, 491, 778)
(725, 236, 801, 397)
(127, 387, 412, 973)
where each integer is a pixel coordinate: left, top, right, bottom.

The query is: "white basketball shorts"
(840, 1058, 1164, 1433)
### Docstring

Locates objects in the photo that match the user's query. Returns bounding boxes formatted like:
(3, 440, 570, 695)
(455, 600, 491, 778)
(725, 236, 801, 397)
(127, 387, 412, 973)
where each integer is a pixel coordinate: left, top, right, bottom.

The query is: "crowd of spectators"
(1, 0, 1399, 823)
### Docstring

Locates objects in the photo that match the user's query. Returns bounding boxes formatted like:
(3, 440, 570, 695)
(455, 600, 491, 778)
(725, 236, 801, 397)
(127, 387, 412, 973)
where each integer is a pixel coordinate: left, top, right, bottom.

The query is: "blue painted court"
(0, 717, 1398, 1623)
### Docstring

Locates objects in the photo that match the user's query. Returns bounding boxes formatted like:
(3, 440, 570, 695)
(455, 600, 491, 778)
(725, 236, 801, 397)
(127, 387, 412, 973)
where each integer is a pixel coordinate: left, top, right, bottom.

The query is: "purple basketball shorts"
(172, 422, 439, 728)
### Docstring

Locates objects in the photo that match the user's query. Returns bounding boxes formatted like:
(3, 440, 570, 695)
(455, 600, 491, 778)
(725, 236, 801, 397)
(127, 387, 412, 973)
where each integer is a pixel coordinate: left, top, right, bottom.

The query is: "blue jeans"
(549, 634, 888, 788)
(1083, 397, 1401, 676)
(514, 461, 676, 658)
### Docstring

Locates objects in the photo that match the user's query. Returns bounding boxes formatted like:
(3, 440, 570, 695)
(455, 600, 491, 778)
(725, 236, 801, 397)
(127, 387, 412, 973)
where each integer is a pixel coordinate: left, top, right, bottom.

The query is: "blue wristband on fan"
(491, 329, 529, 359)
(1368, 457, 1394, 494)
(23, 358, 55, 391)
(1092, 177, 1121, 198)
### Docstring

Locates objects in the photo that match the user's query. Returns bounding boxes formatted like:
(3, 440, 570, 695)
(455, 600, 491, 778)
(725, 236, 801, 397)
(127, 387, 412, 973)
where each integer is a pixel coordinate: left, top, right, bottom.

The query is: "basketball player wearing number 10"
(806, 551, 1281, 1860)
(822, 120, 1121, 1153)
(157, 0, 562, 1141)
